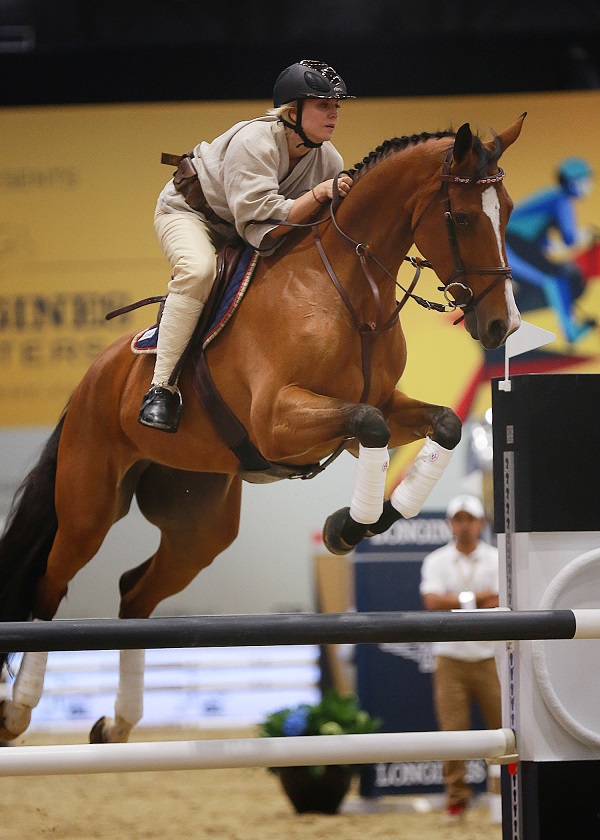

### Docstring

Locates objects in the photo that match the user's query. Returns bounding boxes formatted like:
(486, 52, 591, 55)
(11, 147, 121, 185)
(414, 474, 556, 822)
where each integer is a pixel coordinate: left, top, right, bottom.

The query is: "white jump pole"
(0, 729, 516, 777)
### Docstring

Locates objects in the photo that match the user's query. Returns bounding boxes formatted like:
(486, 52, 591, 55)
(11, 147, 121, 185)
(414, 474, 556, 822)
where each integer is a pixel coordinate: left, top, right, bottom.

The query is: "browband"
(440, 167, 506, 186)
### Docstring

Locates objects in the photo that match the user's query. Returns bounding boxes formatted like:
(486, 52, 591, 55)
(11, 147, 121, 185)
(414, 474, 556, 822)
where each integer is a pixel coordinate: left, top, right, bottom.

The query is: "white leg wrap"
(114, 649, 145, 727)
(390, 436, 454, 519)
(152, 293, 204, 385)
(13, 650, 48, 709)
(349, 445, 389, 525)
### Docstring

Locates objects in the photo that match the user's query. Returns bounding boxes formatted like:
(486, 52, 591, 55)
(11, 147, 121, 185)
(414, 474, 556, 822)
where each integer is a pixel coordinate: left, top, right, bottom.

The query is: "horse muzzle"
(469, 296, 521, 349)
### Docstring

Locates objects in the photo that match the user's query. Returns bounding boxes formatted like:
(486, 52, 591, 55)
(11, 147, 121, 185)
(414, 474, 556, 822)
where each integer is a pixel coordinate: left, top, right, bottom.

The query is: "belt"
(161, 151, 228, 227)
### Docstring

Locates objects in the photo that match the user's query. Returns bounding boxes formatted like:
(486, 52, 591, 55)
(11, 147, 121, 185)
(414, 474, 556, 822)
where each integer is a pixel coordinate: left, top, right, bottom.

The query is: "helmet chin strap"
(279, 100, 323, 149)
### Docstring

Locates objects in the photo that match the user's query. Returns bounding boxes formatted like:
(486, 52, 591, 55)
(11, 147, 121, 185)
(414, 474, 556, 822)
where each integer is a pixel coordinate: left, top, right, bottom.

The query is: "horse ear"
(453, 123, 474, 164)
(485, 112, 527, 154)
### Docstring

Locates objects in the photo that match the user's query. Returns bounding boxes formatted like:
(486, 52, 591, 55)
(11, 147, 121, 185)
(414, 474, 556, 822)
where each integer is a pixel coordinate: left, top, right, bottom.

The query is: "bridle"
(410, 145, 513, 324)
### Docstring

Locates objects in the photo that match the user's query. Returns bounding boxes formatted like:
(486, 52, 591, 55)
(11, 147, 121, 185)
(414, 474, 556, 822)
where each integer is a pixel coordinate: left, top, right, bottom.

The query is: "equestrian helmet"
(273, 60, 354, 107)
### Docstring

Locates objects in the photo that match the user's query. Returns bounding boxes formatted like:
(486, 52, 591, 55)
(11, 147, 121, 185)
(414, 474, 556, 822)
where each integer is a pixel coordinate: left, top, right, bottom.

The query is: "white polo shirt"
(420, 540, 500, 661)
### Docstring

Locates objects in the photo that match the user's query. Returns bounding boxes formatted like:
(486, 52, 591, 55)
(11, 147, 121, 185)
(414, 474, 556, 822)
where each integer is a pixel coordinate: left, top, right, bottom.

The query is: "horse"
(0, 115, 525, 744)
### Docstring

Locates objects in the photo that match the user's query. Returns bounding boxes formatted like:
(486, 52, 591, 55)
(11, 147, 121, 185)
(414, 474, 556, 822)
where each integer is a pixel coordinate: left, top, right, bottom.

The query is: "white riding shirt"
(156, 116, 344, 251)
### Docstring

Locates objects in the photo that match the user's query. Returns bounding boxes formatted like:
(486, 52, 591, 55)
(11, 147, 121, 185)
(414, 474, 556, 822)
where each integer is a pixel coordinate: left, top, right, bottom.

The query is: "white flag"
(506, 321, 556, 359)
(498, 321, 556, 391)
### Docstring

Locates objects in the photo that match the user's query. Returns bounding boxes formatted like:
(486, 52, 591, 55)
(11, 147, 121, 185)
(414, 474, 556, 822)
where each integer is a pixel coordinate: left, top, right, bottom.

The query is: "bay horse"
(0, 116, 524, 744)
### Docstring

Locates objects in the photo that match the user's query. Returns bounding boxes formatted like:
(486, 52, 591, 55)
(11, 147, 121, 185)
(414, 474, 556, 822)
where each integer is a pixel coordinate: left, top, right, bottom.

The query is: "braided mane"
(349, 129, 503, 182)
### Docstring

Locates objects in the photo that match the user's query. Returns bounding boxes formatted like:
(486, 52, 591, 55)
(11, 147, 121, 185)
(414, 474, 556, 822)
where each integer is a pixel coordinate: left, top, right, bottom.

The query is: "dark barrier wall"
(492, 373, 600, 840)
(492, 374, 600, 533)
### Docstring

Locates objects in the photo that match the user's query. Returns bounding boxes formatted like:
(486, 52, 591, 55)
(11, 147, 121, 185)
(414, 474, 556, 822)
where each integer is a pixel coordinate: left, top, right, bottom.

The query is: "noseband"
(411, 146, 513, 323)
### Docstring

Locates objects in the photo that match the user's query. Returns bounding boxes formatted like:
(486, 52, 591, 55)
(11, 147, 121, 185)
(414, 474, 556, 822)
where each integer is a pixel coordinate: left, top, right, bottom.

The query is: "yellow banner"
(1, 93, 599, 428)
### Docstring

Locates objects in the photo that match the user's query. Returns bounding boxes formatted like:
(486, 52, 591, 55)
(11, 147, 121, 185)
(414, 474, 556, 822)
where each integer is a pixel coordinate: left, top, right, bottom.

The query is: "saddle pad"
(131, 246, 259, 355)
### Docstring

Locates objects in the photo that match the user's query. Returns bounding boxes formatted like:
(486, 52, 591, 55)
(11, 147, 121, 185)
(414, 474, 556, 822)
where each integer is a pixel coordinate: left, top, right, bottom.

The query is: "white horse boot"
(138, 292, 204, 432)
(0, 650, 48, 740)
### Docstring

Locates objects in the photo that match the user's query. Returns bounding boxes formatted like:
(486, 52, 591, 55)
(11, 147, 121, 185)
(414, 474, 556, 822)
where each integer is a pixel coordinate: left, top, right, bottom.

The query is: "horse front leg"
(368, 388, 461, 535)
(256, 387, 396, 554)
(323, 390, 462, 553)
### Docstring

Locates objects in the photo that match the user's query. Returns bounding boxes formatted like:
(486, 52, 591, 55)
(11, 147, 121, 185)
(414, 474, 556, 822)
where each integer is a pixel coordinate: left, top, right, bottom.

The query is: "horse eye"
(454, 212, 470, 227)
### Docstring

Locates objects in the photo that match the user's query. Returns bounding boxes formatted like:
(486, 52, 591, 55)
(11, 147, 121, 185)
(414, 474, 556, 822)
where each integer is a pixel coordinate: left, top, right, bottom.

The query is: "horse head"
(411, 114, 526, 349)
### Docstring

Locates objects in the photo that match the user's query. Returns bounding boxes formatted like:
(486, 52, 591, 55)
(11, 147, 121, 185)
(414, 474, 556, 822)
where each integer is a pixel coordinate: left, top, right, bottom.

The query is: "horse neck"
(327, 148, 438, 281)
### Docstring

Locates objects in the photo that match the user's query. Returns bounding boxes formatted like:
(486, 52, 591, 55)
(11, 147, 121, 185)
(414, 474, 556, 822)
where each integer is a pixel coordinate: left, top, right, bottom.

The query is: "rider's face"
(292, 99, 341, 144)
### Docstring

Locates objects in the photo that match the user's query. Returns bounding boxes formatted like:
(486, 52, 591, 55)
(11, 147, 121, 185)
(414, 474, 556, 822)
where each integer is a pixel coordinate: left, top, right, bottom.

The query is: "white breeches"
(151, 209, 228, 385)
(154, 207, 220, 302)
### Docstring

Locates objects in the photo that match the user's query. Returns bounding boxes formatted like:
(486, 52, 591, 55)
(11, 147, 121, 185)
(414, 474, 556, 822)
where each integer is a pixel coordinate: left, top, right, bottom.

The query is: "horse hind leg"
(0, 415, 67, 740)
(0, 503, 130, 741)
(1, 445, 139, 741)
(90, 468, 242, 744)
(0, 648, 48, 739)
(89, 563, 148, 744)
(89, 649, 145, 744)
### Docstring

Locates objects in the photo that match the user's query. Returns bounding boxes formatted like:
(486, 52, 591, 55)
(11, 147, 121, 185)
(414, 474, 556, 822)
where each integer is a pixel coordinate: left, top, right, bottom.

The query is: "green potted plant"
(258, 689, 382, 814)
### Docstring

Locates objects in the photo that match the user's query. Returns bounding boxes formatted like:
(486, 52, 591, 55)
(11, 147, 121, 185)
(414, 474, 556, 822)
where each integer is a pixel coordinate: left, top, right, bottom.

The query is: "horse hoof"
(322, 507, 356, 556)
(89, 716, 110, 744)
(0, 699, 30, 740)
(90, 714, 133, 743)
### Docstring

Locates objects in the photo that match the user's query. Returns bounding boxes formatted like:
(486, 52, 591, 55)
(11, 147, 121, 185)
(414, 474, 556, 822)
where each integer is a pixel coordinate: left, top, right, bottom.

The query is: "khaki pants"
(433, 655, 502, 807)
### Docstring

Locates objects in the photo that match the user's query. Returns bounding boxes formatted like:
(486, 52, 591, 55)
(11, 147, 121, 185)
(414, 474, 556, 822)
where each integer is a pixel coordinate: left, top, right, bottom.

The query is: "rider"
(505, 156, 596, 344)
(139, 60, 355, 433)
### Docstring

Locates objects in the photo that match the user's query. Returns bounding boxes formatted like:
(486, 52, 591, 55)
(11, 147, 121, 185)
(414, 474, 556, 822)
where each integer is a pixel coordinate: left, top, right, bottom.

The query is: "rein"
(312, 172, 442, 404)
(261, 151, 511, 404)
(310, 145, 514, 394)
(253, 171, 454, 405)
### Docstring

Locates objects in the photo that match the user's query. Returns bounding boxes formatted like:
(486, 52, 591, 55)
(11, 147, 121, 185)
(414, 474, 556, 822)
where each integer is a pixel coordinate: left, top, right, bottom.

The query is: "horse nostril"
(486, 319, 508, 348)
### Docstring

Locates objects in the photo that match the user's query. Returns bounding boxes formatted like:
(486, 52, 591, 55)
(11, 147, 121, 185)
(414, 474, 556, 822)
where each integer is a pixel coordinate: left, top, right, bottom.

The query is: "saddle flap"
(196, 242, 248, 337)
(167, 241, 249, 382)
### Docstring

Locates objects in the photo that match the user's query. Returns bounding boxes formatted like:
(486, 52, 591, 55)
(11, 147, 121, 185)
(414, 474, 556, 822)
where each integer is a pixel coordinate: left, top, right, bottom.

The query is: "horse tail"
(0, 410, 66, 669)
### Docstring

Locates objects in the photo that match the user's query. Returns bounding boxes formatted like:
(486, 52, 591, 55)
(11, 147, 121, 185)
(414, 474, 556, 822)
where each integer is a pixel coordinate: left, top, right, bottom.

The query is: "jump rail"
(0, 729, 517, 777)
(1, 609, 599, 650)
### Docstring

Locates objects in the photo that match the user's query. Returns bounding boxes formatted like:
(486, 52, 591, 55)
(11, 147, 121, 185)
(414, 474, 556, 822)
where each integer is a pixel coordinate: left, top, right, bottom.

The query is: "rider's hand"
(314, 175, 353, 203)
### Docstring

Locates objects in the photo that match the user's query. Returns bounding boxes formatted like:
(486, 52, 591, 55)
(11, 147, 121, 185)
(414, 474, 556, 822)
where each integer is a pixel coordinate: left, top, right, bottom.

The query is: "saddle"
(109, 245, 326, 482)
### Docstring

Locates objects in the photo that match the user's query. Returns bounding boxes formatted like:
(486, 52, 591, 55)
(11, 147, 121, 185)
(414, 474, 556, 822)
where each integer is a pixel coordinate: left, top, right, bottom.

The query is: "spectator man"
(420, 494, 501, 821)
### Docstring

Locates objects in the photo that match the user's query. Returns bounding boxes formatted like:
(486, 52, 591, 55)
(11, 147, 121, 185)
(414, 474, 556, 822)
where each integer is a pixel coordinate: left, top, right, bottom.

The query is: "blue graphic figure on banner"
(505, 156, 597, 343)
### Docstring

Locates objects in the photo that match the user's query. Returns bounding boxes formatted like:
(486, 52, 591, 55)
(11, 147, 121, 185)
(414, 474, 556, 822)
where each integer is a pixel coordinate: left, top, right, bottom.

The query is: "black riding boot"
(138, 385, 182, 433)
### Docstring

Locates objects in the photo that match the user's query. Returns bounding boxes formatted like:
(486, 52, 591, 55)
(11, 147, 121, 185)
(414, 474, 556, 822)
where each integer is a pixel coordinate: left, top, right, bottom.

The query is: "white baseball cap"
(446, 494, 485, 520)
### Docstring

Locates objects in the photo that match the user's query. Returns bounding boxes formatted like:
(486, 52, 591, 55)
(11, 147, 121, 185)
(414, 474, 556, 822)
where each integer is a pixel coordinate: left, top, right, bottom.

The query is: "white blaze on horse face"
(481, 186, 503, 260)
(481, 186, 520, 331)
